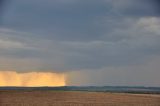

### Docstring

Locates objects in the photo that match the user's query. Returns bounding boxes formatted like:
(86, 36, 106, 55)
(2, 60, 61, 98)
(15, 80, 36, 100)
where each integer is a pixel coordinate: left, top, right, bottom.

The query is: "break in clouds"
(0, 0, 160, 86)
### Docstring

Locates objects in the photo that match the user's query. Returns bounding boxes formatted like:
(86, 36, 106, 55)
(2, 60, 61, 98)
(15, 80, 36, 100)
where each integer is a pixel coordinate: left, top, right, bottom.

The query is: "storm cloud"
(0, 0, 160, 86)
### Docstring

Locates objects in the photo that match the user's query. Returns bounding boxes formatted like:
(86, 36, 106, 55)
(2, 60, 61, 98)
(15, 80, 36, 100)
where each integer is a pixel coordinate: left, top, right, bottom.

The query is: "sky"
(0, 0, 160, 86)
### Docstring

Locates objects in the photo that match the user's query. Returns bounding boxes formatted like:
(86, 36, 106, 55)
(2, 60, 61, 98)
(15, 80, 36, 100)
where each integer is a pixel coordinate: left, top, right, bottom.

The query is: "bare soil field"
(0, 90, 160, 106)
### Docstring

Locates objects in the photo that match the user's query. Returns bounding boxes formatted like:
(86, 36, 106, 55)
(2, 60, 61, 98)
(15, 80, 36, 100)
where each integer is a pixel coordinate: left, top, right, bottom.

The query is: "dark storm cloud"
(1, 0, 160, 86)
(1, 0, 157, 40)
(2, 0, 112, 41)
(2, 0, 159, 41)
(0, 0, 160, 72)
(110, 0, 160, 17)
(0, 0, 5, 22)
(0, 0, 5, 13)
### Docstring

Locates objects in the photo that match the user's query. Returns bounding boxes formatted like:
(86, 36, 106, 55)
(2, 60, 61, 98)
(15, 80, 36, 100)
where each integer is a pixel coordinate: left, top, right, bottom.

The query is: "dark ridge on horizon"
(0, 86, 160, 94)
(0, 86, 160, 88)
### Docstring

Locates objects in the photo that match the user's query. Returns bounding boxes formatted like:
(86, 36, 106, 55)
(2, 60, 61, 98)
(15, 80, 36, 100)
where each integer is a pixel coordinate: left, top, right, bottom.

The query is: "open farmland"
(0, 90, 160, 106)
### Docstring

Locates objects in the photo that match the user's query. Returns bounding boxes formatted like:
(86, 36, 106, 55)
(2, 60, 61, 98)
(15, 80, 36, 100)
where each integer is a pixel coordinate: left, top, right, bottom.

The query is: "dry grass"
(0, 90, 160, 106)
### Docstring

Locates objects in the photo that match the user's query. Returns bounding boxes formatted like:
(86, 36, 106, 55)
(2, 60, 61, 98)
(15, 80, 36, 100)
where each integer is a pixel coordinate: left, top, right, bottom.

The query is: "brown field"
(0, 91, 160, 106)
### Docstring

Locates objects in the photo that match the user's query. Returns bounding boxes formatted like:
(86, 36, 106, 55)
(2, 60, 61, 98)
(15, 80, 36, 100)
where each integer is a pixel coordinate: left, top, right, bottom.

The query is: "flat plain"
(0, 90, 160, 106)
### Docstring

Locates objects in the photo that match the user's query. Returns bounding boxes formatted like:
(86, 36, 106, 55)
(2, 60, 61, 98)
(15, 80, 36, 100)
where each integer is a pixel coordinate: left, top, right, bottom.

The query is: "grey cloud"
(3, 0, 159, 42)
(0, 28, 64, 71)
(109, 0, 160, 17)
(1, 0, 160, 86)
(1, 16, 160, 71)
(0, 0, 160, 72)
(58, 17, 160, 70)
